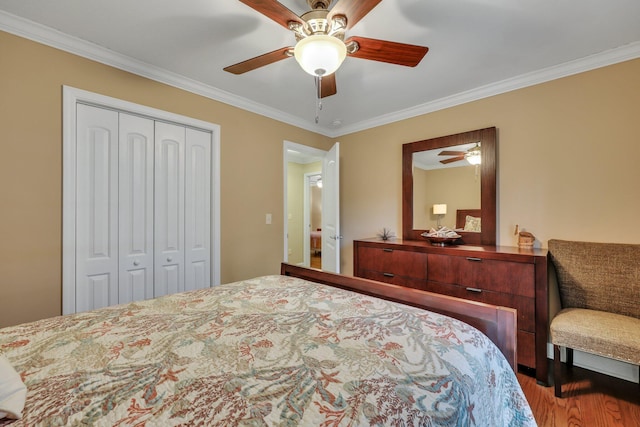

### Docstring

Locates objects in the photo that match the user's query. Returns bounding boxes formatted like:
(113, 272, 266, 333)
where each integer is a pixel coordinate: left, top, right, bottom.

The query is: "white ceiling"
(1, 0, 639, 137)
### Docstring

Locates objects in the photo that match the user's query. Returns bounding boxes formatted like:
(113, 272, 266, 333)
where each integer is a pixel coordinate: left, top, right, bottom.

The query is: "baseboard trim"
(547, 343, 639, 383)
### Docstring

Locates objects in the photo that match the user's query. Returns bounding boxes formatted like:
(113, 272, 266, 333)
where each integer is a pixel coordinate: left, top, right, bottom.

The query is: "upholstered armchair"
(548, 239, 640, 398)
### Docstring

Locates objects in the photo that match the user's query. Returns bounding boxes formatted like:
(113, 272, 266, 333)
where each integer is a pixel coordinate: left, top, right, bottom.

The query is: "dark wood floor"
(518, 363, 640, 426)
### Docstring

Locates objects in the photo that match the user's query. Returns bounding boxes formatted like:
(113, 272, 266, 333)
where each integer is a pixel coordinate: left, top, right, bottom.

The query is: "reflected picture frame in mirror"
(402, 127, 497, 245)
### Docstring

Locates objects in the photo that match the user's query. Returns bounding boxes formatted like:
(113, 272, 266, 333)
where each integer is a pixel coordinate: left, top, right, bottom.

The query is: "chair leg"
(554, 344, 562, 398)
(566, 347, 573, 368)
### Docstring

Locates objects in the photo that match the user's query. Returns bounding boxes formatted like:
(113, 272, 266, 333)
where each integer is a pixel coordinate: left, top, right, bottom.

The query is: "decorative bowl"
(420, 232, 461, 246)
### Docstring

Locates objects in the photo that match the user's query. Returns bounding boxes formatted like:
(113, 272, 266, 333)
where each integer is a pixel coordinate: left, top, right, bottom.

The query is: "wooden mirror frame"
(402, 127, 497, 245)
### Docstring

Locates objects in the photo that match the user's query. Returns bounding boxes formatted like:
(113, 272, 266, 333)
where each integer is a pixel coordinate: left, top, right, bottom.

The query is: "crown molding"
(2, 10, 639, 139)
(331, 40, 640, 137)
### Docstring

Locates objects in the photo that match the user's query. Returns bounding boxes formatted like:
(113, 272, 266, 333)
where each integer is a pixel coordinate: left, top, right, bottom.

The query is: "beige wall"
(286, 162, 306, 265)
(340, 57, 640, 274)
(0, 31, 332, 327)
(2, 29, 639, 328)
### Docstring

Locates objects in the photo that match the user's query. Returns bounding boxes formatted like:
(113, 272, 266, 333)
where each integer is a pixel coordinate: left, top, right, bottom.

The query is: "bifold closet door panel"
(75, 104, 119, 312)
(154, 121, 186, 297)
(185, 128, 211, 291)
(118, 113, 155, 303)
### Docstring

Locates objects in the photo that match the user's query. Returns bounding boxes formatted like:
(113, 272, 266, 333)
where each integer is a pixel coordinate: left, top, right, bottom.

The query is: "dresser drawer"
(426, 281, 535, 332)
(427, 254, 535, 298)
(357, 246, 427, 280)
(359, 270, 429, 290)
(517, 331, 536, 368)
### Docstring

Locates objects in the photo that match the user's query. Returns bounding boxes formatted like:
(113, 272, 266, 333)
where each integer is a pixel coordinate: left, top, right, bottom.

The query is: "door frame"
(62, 86, 221, 314)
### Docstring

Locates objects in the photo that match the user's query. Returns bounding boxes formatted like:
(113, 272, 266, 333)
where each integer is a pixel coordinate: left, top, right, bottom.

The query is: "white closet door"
(154, 121, 186, 297)
(75, 104, 119, 312)
(118, 113, 155, 303)
(185, 128, 211, 290)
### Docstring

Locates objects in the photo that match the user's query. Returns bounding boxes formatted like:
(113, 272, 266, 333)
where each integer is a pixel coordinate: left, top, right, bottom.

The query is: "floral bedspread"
(0, 275, 536, 426)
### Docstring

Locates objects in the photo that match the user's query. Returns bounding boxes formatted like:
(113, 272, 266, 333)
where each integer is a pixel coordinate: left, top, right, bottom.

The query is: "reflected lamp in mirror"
(433, 204, 447, 228)
(465, 143, 481, 165)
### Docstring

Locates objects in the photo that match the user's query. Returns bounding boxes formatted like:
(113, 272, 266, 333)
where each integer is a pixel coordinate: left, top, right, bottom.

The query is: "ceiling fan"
(224, 0, 429, 98)
(438, 143, 482, 165)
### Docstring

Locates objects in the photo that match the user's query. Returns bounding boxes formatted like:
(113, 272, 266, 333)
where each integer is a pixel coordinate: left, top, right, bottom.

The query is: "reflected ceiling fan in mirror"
(438, 142, 481, 165)
(224, 0, 429, 100)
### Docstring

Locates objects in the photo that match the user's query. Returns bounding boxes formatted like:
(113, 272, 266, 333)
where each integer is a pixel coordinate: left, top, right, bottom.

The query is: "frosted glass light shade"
(465, 145, 482, 165)
(294, 35, 347, 77)
(466, 152, 481, 165)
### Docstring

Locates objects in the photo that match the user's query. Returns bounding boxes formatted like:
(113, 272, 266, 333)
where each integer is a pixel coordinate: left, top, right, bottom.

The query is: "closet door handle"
(465, 257, 482, 262)
(466, 287, 482, 293)
(133, 260, 140, 266)
(167, 257, 173, 263)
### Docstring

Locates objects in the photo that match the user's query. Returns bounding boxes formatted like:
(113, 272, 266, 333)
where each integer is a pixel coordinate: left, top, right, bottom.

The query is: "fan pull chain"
(315, 75, 323, 124)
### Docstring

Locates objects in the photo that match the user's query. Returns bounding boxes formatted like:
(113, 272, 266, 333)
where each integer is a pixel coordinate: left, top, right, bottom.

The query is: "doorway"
(283, 141, 340, 273)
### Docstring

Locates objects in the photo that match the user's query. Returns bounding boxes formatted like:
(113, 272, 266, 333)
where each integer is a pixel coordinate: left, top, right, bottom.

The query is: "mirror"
(402, 127, 496, 245)
(412, 143, 481, 230)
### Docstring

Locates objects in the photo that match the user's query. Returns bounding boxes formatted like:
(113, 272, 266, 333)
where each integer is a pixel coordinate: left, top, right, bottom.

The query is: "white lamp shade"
(294, 35, 347, 77)
(433, 204, 447, 215)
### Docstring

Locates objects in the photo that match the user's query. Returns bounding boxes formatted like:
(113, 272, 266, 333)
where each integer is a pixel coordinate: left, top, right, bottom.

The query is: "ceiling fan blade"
(440, 156, 465, 164)
(346, 36, 428, 67)
(224, 47, 292, 74)
(320, 73, 337, 98)
(238, 0, 302, 29)
(329, 0, 383, 30)
(438, 150, 466, 156)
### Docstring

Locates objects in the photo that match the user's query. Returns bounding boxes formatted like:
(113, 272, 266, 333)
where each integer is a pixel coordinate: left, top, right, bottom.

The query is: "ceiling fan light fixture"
(294, 35, 347, 77)
(465, 144, 482, 165)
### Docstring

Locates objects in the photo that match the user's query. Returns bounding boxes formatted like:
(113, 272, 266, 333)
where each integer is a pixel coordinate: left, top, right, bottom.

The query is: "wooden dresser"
(354, 238, 549, 385)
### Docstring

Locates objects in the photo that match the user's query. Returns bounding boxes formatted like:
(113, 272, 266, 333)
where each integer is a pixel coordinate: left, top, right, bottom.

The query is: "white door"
(184, 128, 211, 291)
(75, 104, 120, 312)
(154, 121, 186, 297)
(118, 113, 155, 303)
(321, 143, 340, 273)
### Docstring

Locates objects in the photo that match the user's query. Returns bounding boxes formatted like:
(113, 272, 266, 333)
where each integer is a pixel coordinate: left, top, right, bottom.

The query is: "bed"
(455, 209, 482, 232)
(0, 264, 536, 426)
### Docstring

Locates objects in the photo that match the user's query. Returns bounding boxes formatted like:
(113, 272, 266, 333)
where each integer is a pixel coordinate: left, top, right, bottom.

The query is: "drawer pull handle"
(466, 287, 483, 293)
(466, 257, 482, 262)
(383, 273, 395, 278)
(383, 248, 393, 253)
